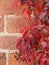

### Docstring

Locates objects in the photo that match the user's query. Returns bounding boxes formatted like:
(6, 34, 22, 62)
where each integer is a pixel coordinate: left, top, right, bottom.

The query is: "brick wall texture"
(0, 0, 30, 65)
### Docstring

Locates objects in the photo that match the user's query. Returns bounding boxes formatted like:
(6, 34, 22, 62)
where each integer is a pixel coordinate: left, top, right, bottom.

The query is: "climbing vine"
(13, 0, 49, 65)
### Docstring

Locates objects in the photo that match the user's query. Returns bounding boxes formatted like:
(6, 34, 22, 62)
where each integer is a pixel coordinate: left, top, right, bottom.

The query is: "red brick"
(0, 53, 6, 65)
(7, 17, 31, 33)
(0, 18, 4, 32)
(0, 36, 20, 50)
(0, 0, 26, 15)
(8, 53, 28, 65)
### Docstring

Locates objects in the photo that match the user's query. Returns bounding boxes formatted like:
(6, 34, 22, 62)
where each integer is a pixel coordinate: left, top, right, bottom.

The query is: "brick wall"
(0, 0, 30, 65)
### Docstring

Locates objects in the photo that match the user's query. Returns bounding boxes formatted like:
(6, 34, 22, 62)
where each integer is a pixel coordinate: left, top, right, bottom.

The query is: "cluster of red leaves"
(13, 0, 49, 65)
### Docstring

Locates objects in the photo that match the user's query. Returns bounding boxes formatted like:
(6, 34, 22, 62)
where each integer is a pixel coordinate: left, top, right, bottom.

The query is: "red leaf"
(22, 8, 28, 18)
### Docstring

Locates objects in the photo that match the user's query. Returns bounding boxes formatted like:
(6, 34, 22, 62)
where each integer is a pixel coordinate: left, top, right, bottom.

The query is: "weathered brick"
(0, 0, 26, 15)
(0, 18, 4, 32)
(8, 53, 28, 65)
(0, 36, 20, 50)
(0, 53, 6, 65)
(7, 17, 31, 33)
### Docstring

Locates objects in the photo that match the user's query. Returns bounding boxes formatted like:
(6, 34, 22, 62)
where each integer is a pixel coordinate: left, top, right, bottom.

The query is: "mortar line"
(0, 49, 19, 53)
(7, 15, 22, 19)
(0, 33, 22, 37)
(6, 52, 8, 65)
